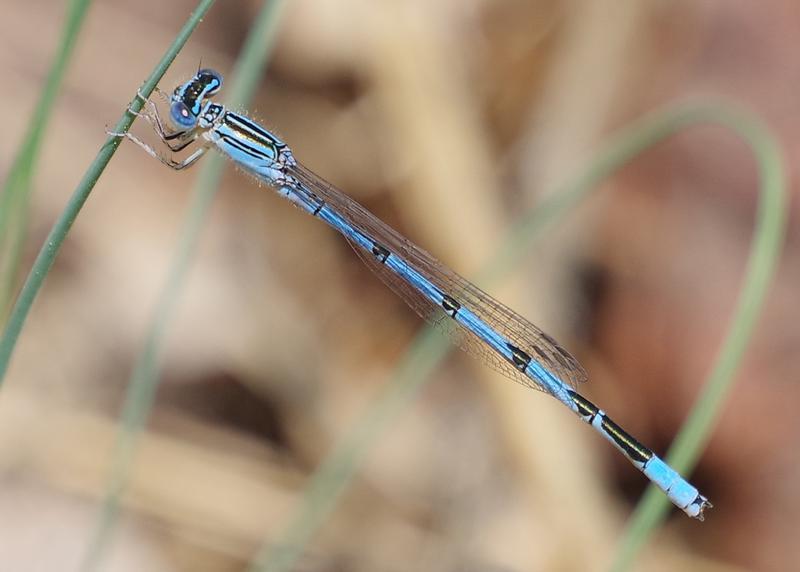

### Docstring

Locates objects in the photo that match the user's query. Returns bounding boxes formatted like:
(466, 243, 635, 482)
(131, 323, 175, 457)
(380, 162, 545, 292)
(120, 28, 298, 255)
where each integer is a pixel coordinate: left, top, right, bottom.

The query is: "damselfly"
(111, 69, 711, 520)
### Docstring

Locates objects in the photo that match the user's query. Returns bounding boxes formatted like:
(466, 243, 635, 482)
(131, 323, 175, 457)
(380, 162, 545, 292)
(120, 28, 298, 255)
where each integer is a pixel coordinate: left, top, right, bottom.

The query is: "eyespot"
(170, 101, 197, 129)
(197, 68, 223, 96)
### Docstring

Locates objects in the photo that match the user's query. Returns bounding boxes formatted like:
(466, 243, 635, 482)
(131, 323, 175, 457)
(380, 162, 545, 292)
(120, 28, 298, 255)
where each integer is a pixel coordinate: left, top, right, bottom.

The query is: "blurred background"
(1, 0, 799, 570)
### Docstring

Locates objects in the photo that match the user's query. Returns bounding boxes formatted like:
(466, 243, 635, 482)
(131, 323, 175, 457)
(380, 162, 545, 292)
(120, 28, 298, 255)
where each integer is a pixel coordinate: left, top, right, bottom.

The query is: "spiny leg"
(122, 107, 199, 153)
(128, 90, 200, 152)
(151, 86, 171, 105)
(109, 130, 208, 171)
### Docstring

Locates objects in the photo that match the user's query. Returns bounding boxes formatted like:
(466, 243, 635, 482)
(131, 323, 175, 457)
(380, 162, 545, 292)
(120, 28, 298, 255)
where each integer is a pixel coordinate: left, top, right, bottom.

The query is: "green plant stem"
(0, 0, 93, 322)
(249, 326, 447, 572)
(78, 2, 288, 571)
(609, 106, 786, 571)
(255, 102, 786, 572)
(0, 0, 218, 387)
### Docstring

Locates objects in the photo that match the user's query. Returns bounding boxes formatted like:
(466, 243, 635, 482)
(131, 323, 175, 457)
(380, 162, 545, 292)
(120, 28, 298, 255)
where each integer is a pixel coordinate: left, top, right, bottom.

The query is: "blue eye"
(170, 101, 197, 129)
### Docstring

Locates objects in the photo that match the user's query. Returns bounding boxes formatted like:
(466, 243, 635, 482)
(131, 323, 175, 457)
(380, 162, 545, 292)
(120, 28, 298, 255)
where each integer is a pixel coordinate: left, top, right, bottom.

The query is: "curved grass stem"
(609, 104, 786, 572)
(254, 102, 786, 572)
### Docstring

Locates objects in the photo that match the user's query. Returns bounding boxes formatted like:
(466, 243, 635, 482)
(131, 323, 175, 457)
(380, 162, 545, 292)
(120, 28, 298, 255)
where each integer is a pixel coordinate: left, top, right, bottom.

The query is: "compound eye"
(170, 101, 197, 129)
(198, 68, 223, 95)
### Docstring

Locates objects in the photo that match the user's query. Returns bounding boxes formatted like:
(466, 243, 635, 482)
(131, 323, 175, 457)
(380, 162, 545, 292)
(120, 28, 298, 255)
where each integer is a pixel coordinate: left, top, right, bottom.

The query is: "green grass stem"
(255, 102, 786, 572)
(609, 105, 786, 571)
(0, 0, 93, 322)
(0, 0, 218, 387)
(77, 2, 288, 571)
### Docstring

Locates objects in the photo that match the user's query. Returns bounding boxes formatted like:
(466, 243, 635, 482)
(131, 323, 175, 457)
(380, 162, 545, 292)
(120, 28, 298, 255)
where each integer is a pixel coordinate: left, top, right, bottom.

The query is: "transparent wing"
(288, 163, 588, 392)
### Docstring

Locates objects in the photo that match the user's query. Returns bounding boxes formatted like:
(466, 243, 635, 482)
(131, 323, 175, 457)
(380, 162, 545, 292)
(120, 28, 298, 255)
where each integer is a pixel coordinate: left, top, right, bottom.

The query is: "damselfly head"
(169, 68, 224, 129)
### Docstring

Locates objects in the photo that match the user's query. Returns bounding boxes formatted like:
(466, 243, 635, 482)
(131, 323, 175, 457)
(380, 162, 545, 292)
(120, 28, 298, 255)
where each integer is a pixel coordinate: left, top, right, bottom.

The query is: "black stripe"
(600, 415, 652, 464)
(227, 113, 268, 134)
(372, 244, 390, 263)
(508, 344, 531, 372)
(224, 121, 273, 147)
(568, 390, 598, 421)
(220, 134, 270, 161)
(568, 391, 652, 463)
(441, 294, 461, 317)
(226, 113, 282, 146)
(312, 202, 325, 216)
